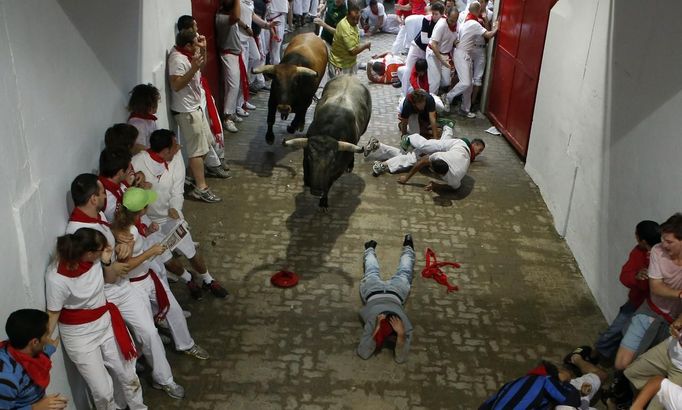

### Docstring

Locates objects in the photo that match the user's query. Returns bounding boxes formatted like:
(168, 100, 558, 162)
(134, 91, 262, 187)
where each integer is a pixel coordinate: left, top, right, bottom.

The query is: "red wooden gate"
(192, 0, 222, 111)
(487, 0, 557, 157)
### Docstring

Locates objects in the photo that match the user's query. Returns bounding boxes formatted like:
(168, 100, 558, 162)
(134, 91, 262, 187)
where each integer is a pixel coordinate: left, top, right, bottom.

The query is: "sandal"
(563, 345, 594, 365)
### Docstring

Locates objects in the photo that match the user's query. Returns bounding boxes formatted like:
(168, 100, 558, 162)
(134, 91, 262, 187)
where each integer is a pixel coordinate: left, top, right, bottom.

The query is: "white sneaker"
(232, 114, 243, 123)
(152, 381, 185, 399)
(441, 95, 451, 112)
(243, 101, 256, 110)
(224, 119, 238, 132)
(236, 107, 250, 117)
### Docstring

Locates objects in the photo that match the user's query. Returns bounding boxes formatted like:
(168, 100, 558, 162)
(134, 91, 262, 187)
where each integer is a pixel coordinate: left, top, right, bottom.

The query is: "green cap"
(122, 187, 157, 212)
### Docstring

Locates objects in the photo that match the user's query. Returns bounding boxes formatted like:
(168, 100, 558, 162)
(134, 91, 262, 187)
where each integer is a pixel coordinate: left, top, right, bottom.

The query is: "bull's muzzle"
(277, 105, 291, 120)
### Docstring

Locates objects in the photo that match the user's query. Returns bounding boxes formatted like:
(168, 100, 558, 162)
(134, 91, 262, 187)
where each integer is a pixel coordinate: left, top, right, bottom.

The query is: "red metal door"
(192, 0, 222, 111)
(487, 0, 557, 157)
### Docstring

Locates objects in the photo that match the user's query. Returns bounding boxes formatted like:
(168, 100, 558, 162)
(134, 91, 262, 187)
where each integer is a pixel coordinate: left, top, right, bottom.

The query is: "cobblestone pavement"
(144, 31, 608, 409)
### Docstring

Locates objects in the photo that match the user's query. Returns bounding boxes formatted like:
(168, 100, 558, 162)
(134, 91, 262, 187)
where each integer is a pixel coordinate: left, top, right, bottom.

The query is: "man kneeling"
(357, 234, 415, 364)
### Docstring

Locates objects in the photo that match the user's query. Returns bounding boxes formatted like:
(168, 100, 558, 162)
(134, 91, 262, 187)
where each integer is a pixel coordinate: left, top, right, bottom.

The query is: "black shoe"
(186, 281, 204, 300)
(364, 240, 377, 250)
(403, 234, 414, 249)
(203, 280, 229, 298)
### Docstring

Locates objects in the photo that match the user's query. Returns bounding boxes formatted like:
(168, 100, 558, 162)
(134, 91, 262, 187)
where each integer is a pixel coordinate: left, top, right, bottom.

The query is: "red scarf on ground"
(146, 149, 168, 170)
(59, 303, 137, 360)
(373, 318, 395, 349)
(57, 260, 94, 278)
(128, 112, 157, 121)
(421, 248, 460, 292)
(69, 208, 110, 227)
(0, 342, 51, 389)
(410, 67, 429, 91)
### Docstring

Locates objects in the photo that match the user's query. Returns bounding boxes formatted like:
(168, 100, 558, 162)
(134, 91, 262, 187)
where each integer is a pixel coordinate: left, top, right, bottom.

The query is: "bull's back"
(282, 33, 328, 81)
(312, 75, 371, 142)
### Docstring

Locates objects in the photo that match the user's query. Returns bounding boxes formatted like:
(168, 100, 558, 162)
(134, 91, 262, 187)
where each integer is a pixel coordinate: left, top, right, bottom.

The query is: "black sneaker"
(186, 281, 203, 300)
(403, 234, 414, 249)
(203, 280, 229, 298)
(364, 240, 377, 250)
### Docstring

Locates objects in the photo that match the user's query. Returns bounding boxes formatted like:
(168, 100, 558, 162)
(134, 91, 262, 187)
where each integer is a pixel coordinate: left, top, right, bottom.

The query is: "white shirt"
(429, 139, 471, 189)
(430, 18, 458, 54)
(131, 151, 185, 224)
(102, 181, 126, 223)
(45, 262, 112, 352)
(239, 0, 255, 40)
(456, 19, 487, 53)
(127, 225, 150, 280)
(569, 373, 601, 410)
(128, 117, 158, 148)
(267, 0, 288, 15)
(361, 3, 385, 29)
(168, 48, 202, 112)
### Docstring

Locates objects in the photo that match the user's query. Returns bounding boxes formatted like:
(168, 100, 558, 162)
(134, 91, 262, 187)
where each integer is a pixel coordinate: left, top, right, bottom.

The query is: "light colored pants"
(401, 43, 425, 96)
(131, 273, 195, 351)
(66, 328, 146, 410)
(425, 48, 451, 95)
(360, 246, 415, 303)
(173, 110, 211, 158)
(201, 105, 224, 168)
(327, 63, 357, 79)
(374, 127, 455, 173)
(446, 48, 474, 112)
(624, 337, 682, 410)
(471, 46, 487, 86)
(263, 13, 286, 64)
(370, 14, 401, 34)
(107, 286, 173, 387)
(220, 53, 245, 116)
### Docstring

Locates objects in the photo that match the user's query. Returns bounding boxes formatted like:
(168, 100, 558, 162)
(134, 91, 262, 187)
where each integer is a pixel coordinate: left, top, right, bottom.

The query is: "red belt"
(59, 303, 137, 360)
(129, 270, 170, 321)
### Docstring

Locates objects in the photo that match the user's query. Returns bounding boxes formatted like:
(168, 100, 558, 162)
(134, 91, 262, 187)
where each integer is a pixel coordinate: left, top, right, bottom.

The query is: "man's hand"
(492, 19, 499, 30)
(424, 181, 435, 192)
(397, 175, 409, 185)
(111, 261, 130, 277)
(148, 222, 159, 234)
(114, 242, 132, 261)
(168, 208, 181, 220)
(244, 26, 254, 37)
(313, 17, 324, 25)
(389, 316, 405, 336)
(149, 243, 167, 257)
(33, 393, 69, 410)
(441, 57, 452, 69)
(191, 53, 206, 72)
(670, 315, 682, 340)
(636, 269, 649, 281)
(195, 34, 207, 50)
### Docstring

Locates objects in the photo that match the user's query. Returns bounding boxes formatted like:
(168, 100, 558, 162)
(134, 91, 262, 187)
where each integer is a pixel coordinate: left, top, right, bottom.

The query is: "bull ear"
(253, 65, 275, 75)
(337, 141, 364, 153)
(295, 67, 318, 77)
(283, 138, 309, 148)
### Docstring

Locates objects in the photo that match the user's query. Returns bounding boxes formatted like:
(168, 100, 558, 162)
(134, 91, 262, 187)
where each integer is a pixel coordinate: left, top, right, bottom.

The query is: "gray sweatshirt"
(357, 295, 413, 363)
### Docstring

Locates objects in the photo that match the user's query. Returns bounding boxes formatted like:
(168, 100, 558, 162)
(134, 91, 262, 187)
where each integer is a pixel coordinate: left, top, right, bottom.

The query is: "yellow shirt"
(329, 17, 360, 69)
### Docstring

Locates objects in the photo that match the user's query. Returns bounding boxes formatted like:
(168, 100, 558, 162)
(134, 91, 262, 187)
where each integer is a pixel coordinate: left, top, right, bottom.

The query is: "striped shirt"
(480, 374, 581, 410)
(0, 344, 56, 410)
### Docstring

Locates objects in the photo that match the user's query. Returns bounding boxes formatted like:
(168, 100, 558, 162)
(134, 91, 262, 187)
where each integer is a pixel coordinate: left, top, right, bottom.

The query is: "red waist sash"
(129, 270, 170, 322)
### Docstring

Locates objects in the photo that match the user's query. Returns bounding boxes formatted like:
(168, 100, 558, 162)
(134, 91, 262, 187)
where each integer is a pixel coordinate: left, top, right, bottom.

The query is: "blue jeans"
(360, 246, 415, 304)
(594, 300, 637, 358)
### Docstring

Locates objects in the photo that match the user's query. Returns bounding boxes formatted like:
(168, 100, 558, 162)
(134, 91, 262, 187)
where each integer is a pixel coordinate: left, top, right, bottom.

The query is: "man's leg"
(616, 314, 656, 370)
(425, 51, 442, 95)
(392, 25, 407, 54)
(388, 235, 415, 301)
(101, 336, 147, 410)
(446, 50, 472, 106)
(385, 151, 417, 173)
(471, 48, 486, 108)
(175, 111, 210, 190)
(594, 302, 636, 361)
(67, 346, 117, 410)
(172, 227, 229, 298)
(221, 53, 241, 126)
(360, 242, 386, 303)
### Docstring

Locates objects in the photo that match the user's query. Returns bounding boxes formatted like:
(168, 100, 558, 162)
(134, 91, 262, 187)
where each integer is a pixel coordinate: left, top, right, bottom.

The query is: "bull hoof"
(265, 131, 275, 145)
(286, 124, 296, 134)
(318, 197, 329, 209)
(297, 122, 305, 132)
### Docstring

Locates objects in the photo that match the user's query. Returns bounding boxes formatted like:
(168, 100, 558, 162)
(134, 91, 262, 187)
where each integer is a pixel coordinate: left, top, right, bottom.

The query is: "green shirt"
(329, 17, 360, 69)
(321, 0, 347, 45)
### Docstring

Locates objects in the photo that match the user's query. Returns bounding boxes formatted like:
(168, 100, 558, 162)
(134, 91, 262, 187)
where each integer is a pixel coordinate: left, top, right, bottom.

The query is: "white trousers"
(425, 48, 451, 95)
(401, 43, 425, 96)
(201, 105, 224, 168)
(263, 13, 286, 64)
(471, 46, 486, 86)
(251, 34, 267, 87)
(220, 53, 245, 116)
(131, 273, 195, 352)
(108, 286, 174, 387)
(303, 0, 319, 16)
(446, 48, 474, 112)
(66, 328, 146, 410)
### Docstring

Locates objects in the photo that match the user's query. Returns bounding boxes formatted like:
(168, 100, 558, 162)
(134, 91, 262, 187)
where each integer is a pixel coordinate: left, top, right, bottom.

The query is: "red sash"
(221, 50, 251, 104)
(59, 303, 137, 360)
(421, 248, 460, 292)
(129, 270, 170, 322)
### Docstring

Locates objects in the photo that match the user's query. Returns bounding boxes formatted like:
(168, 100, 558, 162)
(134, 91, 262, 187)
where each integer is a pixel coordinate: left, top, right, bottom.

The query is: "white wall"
(525, 0, 682, 321)
(0, 1, 188, 408)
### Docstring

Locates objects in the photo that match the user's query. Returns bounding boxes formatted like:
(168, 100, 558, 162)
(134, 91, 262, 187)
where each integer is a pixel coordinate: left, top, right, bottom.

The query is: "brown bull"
(253, 33, 327, 145)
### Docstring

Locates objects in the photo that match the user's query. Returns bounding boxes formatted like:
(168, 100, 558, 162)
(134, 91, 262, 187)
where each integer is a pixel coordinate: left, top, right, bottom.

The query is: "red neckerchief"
(421, 248, 460, 292)
(467, 143, 477, 162)
(69, 208, 111, 227)
(0, 341, 51, 389)
(98, 176, 123, 204)
(146, 149, 168, 170)
(447, 19, 457, 32)
(135, 217, 148, 237)
(174, 45, 195, 61)
(57, 260, 94, 278)
(465, 12, 484, 25)
(128, 112, 157, 121)
(373, 318, 395, 349)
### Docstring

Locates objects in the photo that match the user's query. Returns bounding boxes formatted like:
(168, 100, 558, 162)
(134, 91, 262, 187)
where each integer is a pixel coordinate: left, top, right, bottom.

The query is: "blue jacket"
(480, 374, 581, 410)
(0, 344, 56, 410)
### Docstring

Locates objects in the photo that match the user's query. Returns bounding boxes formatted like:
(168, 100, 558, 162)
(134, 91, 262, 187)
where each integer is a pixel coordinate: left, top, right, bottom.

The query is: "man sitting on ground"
(399, 89, 442, 139)
(357, 234, 415, 364)
(361, 0, 401, 35)
(0, 309, 68, 410)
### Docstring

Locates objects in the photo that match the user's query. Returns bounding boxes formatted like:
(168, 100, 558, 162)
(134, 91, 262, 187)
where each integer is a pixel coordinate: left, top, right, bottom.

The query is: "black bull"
(252, 33, 328, 145)
(283, 75, 371, 208)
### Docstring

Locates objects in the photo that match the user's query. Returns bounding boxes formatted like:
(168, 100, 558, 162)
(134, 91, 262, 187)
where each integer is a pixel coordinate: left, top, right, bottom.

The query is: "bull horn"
(283, 138, 309, 148)
(295, 67, 318, 77)
(337, 141, 363, 153)
(253, 64, 275, 75)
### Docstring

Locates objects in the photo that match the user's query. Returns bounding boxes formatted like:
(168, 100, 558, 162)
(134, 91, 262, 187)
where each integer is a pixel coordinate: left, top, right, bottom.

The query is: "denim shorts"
(620, 314, 655, 351)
